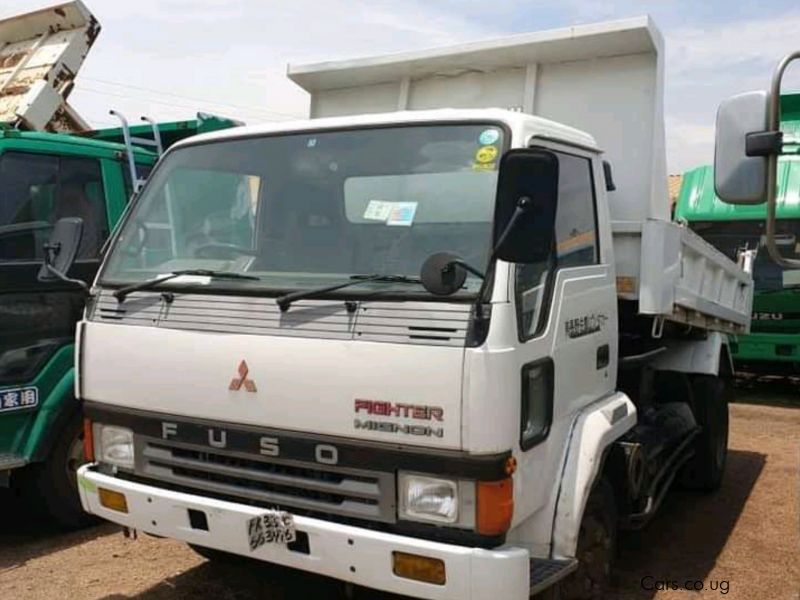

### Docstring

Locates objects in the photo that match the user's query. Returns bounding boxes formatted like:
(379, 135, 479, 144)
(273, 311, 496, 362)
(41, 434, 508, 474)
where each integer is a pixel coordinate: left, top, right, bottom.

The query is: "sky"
(2, 0, 800, 173)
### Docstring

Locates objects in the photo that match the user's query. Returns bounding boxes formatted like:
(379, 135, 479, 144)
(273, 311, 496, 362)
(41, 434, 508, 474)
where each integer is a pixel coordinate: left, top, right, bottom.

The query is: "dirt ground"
(1, 383, 798, 600)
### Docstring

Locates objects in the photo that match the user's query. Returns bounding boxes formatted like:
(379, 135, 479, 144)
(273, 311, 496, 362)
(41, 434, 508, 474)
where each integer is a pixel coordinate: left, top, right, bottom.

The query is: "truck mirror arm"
(42, 260, 89, 292)
(765, 51, 800, 269)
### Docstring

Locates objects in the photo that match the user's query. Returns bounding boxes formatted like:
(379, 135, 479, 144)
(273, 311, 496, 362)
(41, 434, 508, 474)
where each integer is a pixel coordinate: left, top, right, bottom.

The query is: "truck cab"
(0, 129, 155, 526)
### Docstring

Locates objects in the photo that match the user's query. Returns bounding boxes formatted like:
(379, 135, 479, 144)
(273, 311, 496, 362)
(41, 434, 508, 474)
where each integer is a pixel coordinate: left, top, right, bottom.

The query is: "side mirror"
(714, 91, 771, 204)
(38, 217, 84, 284)
(420, 252, 468, 296)
(492, 148, 559, 264)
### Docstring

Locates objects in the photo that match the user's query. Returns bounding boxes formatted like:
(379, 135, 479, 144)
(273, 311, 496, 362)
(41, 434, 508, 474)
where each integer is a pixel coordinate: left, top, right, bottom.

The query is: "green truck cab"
(0, 129, 156, 526)
(675, 94, 800, 374)
(0, 113, 239, 527)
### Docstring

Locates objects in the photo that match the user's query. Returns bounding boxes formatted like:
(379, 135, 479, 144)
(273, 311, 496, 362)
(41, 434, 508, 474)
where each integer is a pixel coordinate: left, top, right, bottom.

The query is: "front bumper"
(78, 465, 530, 600)
(731, 332, 800, 373)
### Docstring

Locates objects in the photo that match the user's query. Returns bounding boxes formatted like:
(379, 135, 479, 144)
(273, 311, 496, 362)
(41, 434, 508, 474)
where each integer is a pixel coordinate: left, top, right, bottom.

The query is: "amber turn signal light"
(98, 488, 128, 513)
(476, 477, 514, 535)
(392, 551, 446, 585)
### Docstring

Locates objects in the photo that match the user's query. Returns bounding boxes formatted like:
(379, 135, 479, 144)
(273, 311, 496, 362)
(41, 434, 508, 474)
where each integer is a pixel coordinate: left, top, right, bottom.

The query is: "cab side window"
(55, 157, 108, 258)
(0, 153, 58, 260)
(515, 151, 599, 339)
(0, 152, 107, 261)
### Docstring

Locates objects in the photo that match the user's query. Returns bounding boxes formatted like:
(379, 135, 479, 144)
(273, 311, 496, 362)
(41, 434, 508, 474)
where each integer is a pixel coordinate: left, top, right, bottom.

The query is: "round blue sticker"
(478, 129, 500, 145)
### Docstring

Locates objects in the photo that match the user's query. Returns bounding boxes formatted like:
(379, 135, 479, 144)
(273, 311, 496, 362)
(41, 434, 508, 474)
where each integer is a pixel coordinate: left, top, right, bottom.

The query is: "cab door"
(508, 144, 618, 547)
(0, 150, 109, 397)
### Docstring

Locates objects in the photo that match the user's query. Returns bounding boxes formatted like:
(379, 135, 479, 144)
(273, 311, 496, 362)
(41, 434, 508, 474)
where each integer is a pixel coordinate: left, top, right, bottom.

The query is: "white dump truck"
(64, 17, 752, 599)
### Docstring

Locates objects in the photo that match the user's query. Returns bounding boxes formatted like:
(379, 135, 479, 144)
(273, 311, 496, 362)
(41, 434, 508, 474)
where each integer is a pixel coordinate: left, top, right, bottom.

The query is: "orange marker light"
(477, 478, 514, 535)
(83, 418, 94, 462)
(98, 488, 128, 513)
(392, 551, 446, 585)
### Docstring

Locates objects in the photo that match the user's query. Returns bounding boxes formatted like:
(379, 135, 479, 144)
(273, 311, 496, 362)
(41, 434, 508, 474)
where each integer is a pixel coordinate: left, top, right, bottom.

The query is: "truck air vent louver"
(90, 291, 471, 346)
(407, 325, 458, 342)
(97, 306, 127, 320)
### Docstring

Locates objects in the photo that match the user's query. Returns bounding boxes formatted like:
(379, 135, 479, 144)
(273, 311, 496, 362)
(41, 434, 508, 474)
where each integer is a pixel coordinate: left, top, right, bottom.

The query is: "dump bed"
(288, 17, 752, 334)
(0, 0, 98, 131)
(289, 17, 667, 224)
(84, 113, 243, 151)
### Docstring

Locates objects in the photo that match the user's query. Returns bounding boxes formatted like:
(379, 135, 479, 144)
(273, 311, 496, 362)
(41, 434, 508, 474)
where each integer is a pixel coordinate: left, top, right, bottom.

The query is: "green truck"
(675, 93, 800, 374)
(0, 0, 239, 527)
(0, 129, 157, 527)
(0, 118, 238, 527)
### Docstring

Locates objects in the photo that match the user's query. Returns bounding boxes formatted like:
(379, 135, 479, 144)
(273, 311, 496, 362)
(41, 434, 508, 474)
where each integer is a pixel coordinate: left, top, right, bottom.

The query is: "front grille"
(135, 436, 396, 523)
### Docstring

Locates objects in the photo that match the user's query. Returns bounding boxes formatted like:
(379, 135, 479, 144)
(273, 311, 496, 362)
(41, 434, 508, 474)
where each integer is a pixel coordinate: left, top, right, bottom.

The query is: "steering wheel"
(192, 242, 258, 259)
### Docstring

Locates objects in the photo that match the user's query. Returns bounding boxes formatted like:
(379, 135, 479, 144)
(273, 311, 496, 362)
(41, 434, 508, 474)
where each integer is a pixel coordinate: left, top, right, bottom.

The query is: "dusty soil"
(1, 389, 798, 600)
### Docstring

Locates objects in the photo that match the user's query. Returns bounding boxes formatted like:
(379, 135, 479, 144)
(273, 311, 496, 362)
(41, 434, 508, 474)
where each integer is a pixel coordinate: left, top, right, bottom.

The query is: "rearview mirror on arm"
(37, 217, 87, 290)
(492, 148, 558, 264)
(418, 149, 559, 298)
(714, 91, 771, 205)
(714, 51, 800, 269)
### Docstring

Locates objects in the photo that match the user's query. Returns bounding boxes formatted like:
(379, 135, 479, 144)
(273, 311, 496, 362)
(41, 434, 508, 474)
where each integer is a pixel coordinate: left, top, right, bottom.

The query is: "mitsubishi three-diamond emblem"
(229, 360, 257, 392)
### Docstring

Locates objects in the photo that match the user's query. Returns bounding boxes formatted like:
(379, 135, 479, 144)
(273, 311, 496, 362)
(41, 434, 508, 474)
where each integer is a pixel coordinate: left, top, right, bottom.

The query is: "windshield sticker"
(0, 386, 38, 412)
(479, 128, 500, 145)
(363, 200, 393, 221)
(783, 269, 800, 286)
(475, 145, 499, 164)
(386, 202, 418, 227)
(471, 161, 497, 172)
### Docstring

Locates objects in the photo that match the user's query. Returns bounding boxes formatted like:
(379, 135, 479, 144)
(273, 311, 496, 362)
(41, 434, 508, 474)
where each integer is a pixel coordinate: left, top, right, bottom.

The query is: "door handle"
(596, 344, 610, 369)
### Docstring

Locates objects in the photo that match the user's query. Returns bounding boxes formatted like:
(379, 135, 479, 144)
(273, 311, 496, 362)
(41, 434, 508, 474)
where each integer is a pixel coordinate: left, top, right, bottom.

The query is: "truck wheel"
(680, 375, 729, 492)
(26, 412, 96, 529)
(557, 479, 617, 600)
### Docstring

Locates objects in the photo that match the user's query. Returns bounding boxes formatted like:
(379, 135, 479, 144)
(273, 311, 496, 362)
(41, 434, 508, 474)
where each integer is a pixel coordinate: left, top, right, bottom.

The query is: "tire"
(680, 374, 729, 492)
(557, 479, 617, 600)
(24, 411, 96, 529)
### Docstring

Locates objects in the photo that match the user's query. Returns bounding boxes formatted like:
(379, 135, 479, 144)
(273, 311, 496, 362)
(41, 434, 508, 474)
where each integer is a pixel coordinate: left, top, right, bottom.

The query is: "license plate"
(246, 510, 296, 550)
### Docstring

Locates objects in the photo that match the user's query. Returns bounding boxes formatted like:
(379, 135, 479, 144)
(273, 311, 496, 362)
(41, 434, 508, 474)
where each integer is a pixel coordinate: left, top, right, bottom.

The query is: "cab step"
(530, 557, 579, 595)
(0, 454, 26, 486)
(0, 454, 26, 471)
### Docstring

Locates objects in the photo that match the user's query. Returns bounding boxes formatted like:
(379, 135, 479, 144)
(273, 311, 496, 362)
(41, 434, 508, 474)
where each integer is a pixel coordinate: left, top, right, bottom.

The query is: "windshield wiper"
(275, 274, 422, 312)
(113, 269, 260, 302)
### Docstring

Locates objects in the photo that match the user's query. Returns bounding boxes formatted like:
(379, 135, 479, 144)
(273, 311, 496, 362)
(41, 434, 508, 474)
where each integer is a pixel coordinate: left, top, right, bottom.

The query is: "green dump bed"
(83, 113, 242, 153)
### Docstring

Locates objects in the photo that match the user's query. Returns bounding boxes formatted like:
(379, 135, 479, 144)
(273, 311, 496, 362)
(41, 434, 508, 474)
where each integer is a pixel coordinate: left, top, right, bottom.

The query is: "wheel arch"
(550, 391, 636, 558)
(24, 367, 82, 463)
(650, 332, 729, 377)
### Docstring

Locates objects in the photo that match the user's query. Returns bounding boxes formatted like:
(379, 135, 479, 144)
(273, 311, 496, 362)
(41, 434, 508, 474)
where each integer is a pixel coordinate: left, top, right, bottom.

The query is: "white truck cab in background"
(72, 17, 752, 600)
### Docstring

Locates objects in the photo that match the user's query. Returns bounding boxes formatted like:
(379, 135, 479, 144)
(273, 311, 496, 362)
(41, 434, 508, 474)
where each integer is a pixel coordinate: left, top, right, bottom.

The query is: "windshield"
(100, 123, 506, 299)
(691, 220, 800, 292)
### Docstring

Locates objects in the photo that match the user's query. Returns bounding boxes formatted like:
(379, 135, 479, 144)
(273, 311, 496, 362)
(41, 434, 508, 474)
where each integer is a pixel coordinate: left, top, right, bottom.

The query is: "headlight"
(399, 473, 462, 524)
(92, 424, 134, 469)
